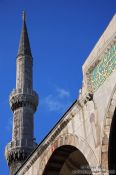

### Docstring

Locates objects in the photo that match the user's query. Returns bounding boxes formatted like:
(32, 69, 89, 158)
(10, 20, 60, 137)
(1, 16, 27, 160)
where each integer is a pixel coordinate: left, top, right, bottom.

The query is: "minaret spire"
(17, 11, 32, 57)
(5, 12, 38, 175)
(22, 11, 26, 21)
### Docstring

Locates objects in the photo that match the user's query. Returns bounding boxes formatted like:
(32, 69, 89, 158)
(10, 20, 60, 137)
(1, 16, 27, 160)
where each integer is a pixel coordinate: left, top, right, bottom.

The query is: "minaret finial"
(22, 11, 26, 22)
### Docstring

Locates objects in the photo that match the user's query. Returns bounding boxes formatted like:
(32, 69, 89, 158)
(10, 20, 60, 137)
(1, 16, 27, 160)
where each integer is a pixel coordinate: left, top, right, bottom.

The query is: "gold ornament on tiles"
(91, 43, 116, 92)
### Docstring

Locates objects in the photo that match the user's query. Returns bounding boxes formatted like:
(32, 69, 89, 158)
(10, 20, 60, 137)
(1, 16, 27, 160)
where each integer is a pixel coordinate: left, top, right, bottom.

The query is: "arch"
(101, 86, 116, 173)
(39, 134, 99, 175)
(108, 108, 116, 174)
(43, 145, 92, 175)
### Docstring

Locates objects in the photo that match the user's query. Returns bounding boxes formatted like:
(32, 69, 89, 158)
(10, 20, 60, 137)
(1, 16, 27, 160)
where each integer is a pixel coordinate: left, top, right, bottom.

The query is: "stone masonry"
(5, 13, 116, 175)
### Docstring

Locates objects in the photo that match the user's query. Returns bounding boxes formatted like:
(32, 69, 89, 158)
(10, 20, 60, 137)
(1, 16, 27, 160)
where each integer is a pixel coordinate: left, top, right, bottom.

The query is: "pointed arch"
(39, 133, 99, 175)
(101, 85, 116, 173)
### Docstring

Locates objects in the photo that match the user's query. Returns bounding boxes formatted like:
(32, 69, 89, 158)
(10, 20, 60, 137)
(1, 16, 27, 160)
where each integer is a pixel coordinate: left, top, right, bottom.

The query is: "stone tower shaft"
(5, 12, 38, 175)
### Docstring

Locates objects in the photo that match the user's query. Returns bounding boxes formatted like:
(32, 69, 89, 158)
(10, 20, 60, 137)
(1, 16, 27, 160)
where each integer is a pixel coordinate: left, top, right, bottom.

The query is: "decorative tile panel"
(91, 43, 116, 92)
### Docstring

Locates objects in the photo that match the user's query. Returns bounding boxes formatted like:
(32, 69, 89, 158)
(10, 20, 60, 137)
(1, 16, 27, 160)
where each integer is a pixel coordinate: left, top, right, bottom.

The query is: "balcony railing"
(5, 139, 37, 154)
(10, 88, 38, 98)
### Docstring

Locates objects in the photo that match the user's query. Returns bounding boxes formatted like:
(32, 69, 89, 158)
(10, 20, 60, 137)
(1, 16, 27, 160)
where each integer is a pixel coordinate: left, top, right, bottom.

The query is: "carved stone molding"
(9, 89, 38, 112)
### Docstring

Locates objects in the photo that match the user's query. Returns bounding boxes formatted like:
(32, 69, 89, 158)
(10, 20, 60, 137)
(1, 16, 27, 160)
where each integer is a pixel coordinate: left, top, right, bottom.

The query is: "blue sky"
(0, 0, 115, 174)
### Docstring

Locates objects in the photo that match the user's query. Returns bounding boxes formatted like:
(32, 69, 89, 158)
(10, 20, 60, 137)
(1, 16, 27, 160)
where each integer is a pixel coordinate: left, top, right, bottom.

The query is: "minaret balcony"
(5, 139, 37, 163)
(9, 88, 38, 112)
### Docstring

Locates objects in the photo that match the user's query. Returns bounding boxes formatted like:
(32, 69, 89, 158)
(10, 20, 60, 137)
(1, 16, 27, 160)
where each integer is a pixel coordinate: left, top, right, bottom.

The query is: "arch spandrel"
(39, 133, 99, 175)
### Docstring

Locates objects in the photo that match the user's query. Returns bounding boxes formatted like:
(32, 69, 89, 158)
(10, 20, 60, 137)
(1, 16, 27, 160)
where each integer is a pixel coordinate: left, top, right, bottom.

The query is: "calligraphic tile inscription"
(91, 43, 116, 92)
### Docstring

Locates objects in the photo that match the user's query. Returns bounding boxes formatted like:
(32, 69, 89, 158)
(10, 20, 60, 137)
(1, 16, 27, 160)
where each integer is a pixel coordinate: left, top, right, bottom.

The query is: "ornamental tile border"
(85, 36, 116, 94)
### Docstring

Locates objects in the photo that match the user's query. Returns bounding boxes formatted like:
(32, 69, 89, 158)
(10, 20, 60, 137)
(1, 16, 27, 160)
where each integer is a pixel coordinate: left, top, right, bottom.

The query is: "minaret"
(5, 12, 38, 175)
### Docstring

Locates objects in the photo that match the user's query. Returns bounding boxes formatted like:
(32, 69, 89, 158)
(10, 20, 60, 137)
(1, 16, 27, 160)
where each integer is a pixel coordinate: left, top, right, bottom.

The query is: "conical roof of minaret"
(17, 11, 32, 57)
